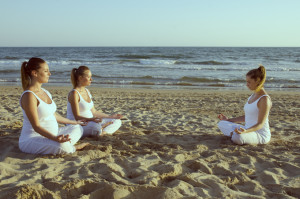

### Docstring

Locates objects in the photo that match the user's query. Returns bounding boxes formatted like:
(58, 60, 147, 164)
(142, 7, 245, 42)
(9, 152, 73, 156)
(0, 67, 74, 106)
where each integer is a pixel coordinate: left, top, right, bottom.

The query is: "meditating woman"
(217, 65, 272, 145)
(19, 57, 89, 154)
(67, 66, 122, 137)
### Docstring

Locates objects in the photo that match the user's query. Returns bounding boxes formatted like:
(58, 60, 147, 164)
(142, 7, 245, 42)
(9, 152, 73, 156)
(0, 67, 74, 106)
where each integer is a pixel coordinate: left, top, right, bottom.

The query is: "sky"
(0, 0, 300, 47)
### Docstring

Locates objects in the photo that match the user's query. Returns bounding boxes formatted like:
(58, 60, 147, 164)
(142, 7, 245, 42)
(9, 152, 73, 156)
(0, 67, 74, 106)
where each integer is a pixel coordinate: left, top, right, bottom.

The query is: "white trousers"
(19, 124, 83, 155)
(217, 120, 270, 145)
(82, 118, 122, 137)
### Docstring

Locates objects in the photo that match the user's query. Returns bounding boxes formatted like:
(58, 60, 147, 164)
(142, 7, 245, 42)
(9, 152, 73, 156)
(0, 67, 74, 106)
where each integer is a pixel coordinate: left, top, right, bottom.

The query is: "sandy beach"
(0, 85, 299, 199)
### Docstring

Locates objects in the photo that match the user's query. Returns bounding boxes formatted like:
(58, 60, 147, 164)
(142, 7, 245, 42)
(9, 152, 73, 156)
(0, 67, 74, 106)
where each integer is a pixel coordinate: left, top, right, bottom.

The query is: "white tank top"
(244, 94, 271, 136)
(19, 88, 58, 142)
(67, 88, 94, 120)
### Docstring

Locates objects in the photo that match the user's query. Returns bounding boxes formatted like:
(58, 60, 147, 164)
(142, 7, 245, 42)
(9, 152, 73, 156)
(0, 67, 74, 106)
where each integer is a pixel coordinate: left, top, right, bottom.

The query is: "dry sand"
(0, 85, 299, 199)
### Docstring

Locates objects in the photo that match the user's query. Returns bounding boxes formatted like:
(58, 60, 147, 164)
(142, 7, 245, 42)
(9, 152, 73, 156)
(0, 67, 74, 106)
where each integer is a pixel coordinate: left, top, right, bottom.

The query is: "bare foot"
(99, 131, 107, 136)
(98, 122, 113, 136)
(75, 143, 90, 151)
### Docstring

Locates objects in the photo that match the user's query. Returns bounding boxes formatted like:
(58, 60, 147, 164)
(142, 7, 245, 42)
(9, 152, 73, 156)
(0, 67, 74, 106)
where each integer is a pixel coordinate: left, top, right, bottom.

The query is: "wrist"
(51, 135, 58, 142)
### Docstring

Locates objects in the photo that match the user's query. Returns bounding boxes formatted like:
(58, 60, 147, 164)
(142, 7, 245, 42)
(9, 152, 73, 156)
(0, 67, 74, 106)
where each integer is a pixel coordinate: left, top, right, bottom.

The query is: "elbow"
(32, 124, 43, 133)
(74, 114, 82, 121)
(254, 122, 264, 131)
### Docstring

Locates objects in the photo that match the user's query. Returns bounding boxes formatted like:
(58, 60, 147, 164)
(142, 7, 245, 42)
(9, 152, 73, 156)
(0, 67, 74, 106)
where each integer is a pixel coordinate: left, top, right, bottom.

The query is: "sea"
(0, 47, 299, 90)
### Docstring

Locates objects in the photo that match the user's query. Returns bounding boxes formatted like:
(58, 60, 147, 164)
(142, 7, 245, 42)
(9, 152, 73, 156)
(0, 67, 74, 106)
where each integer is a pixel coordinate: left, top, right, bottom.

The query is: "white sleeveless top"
(244, 94, 271, 136)
(67, 88, 94, 120)
(19, 88, 58, 142)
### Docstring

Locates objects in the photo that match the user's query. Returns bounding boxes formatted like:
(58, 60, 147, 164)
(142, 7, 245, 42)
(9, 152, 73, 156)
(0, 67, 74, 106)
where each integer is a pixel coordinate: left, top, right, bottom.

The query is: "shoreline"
(0, 85, 299, 198)
(0, 83, 299, 92)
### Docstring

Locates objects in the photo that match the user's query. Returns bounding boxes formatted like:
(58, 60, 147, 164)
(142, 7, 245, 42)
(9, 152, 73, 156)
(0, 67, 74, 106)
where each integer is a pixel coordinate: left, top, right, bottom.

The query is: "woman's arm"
(227, 116, 245, 123)
(91, 107, 110, 118)
(218, 113, 245, 123)
(91, 107, 123, 119)
(235, 96, 272, 134)
(54, 112, 82, 125)
(21, 92, 70, 142)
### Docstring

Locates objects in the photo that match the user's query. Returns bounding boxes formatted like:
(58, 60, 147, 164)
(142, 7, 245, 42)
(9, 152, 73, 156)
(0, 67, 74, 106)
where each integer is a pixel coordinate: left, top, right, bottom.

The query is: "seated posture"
(19, 57, 89, 155)
(217, 65, 272, 145)
(67, 66, 122, 138)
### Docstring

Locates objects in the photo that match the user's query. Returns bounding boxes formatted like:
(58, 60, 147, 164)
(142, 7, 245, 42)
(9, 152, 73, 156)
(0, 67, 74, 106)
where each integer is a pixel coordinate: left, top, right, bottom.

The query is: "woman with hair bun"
(67, 66, 122, 138)
(217, 65, 272, 145)
(19, 57, 89, 154)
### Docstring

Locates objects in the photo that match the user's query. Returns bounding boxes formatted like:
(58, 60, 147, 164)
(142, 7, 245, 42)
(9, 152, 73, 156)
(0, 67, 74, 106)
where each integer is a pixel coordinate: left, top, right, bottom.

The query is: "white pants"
(217, 121, 270, 145)
(19, 124, 83, 155)
(82, 118, 122, 137)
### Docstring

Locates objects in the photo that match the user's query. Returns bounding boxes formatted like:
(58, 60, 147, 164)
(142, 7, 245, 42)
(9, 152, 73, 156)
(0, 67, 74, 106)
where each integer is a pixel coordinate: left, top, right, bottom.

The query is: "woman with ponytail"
(67, 66, 122, 138)
(19, 58, 89, 154)
(217, 65, 272, 145)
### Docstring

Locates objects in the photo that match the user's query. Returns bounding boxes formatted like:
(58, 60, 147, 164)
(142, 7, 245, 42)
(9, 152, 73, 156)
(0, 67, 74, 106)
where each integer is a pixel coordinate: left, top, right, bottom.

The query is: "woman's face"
(35, 63, 51, 83)
(79, 70, 92, 86)
(246, 75, 260, 91)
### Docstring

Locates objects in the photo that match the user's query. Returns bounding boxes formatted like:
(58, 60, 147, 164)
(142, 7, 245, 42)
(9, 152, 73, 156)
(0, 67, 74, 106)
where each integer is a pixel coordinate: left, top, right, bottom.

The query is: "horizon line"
(0, 46, 300, 48)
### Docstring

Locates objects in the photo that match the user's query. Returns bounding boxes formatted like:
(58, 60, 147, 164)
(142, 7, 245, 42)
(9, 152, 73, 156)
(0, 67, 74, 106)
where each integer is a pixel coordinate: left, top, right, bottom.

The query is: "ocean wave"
(117, 54, 152, 59)
(139, 59, 176, 65)
(0, 78, 19, 82)
(0, 69, 19, 74)
(119, 59, 140, 64)
(131, 81, 155, 85)
(193, 61, 231, 65)
(207, 84, 226, 87)
(175, 60, 232, 66)
(140, 75, 154, 79)
(0, 77, 299, 89)
(117, 54, 191, 59)
(96, 75, 166, 81)
(180, 76, 221, 83)
(1, 56, 19, 60)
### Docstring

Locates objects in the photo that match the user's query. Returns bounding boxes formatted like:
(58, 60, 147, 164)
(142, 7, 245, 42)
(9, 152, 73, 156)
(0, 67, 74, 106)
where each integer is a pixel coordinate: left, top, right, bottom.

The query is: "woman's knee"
(73, 124, 84, 135)
(58, 142, 76, 154)
(113, 119, 122, 128)
(218, 120, 229, 130)
(231, 134, 244, 145)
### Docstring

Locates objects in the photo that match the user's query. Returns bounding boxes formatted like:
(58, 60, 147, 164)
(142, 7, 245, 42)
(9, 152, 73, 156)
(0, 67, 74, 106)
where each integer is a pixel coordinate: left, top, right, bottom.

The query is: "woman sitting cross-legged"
(67, 66, 122, 138)
(19, 57, 89, 155)
(217, 65, 272, 145)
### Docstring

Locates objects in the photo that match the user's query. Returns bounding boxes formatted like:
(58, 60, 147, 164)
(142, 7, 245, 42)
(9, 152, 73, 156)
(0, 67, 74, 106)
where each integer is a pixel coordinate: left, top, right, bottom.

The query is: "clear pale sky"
(1, 0, 299, 47)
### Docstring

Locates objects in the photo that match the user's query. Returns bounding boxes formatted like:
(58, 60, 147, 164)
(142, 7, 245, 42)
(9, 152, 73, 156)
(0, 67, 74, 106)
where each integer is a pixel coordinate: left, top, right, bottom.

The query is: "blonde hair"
(20, 57, 46, 90)
(246, 65, 266, 92)
(70, 66, 90, 88)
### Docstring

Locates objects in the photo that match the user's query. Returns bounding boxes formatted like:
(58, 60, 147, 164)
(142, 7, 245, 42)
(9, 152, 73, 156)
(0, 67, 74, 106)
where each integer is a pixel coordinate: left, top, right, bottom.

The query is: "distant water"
(0, 47, 299, 90)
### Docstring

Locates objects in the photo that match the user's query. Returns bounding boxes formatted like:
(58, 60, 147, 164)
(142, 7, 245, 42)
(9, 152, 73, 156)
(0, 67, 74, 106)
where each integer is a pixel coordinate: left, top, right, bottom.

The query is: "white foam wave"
(139, 59, 176, 65)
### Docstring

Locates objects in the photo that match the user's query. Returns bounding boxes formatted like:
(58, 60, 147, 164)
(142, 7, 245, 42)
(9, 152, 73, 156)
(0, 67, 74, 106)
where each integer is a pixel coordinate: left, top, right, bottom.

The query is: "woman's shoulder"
(20, 91, 38, 105)
(260, 91, 271, 100)
(21, 90, 36, 98)
(257, 93, 272, 107)
(68, 89, 80, 101)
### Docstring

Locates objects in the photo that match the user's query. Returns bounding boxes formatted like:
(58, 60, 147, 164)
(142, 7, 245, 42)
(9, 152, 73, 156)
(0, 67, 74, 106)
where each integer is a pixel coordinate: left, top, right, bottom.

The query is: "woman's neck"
(75, 86, 86, 92)
(254, 88, 265, 95)
(28, 83, 43, 92)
